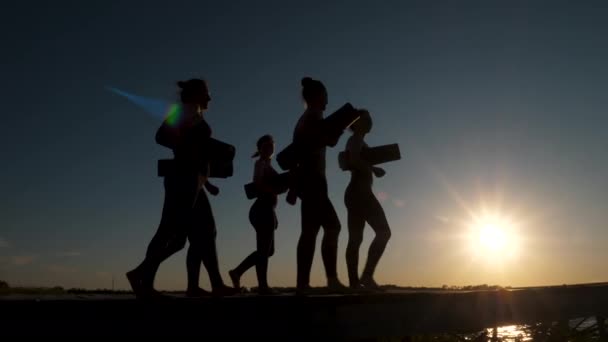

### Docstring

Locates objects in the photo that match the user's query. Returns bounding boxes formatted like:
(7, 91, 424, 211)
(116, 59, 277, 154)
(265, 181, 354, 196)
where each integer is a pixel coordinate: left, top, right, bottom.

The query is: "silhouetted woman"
(343, 110, 391, 289)
(229, 135, 279, 295)
(292, 77, 345, 293)
(127, 78, 236, 298)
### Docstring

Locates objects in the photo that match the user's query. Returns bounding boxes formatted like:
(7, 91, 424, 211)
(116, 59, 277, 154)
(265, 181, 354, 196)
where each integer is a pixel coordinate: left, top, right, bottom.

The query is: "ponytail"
(252, 134, 273, 159)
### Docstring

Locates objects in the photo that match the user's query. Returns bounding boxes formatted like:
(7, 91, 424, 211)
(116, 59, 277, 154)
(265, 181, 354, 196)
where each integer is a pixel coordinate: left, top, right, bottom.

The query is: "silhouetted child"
(229, 135, 280, 295)
(127, 78, 236, 298)
(343, 110, 391, 290)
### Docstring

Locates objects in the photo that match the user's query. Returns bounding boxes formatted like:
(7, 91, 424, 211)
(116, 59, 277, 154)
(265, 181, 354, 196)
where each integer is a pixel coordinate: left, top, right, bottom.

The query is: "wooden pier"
(1, 283, 607, 339)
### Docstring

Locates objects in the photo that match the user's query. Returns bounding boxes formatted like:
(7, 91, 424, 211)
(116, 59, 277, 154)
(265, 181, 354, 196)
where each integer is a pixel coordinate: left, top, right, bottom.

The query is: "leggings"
(296, 177, 341, 288)
(232, 199, 277, 288)
(137, 171, 223, 290)
(344, 184, 391, 287)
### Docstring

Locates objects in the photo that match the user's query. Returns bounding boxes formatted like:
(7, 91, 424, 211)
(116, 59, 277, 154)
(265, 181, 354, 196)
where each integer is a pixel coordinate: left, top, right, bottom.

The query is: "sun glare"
(478, 222, 507, 251)
(467, 211, 520, 264)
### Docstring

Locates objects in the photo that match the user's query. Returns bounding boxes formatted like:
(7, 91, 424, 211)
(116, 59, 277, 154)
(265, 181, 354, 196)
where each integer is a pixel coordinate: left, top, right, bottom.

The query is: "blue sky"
(1, 1, 607, 290)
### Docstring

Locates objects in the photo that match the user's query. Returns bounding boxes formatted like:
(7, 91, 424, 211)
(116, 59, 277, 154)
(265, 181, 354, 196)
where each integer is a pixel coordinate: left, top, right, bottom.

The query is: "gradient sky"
(1, 1, 607, 290)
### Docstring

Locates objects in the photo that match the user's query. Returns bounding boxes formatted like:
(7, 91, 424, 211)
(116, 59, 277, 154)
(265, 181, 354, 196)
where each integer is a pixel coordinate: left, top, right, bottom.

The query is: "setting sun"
(467, 211, 521, 264)
(478, 223, 507, 251)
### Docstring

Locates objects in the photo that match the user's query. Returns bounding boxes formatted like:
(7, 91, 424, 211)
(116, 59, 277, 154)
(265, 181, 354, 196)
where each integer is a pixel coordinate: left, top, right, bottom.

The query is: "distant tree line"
(0, 280, 66, 295)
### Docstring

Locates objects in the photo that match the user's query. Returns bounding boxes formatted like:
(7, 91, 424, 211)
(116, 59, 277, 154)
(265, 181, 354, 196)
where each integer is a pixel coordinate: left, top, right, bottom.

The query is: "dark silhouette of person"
(229, 135, 280, 295)
(126, 78, 236, 298)
(291, 77, 346, 293)
(343, 110, 391, 290)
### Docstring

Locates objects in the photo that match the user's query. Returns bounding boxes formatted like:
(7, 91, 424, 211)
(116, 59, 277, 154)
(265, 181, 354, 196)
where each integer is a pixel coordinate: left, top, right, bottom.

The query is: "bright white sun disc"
(468, 212, 520, 262)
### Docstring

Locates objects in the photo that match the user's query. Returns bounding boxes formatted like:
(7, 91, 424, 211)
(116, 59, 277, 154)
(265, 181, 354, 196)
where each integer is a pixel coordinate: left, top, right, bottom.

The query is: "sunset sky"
(1, 1, 607, 290)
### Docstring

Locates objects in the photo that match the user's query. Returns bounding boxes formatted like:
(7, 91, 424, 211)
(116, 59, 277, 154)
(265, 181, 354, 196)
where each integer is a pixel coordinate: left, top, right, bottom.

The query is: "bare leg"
(255, 230, 274, 290)
(345, 209, 365, 288)
(230, 251, 258, 289)
(320, 197, 345, 290)
(360, 194, 391, 288)
(297, 198, 321, 290)
(128, 174, 196, 297)
(128, 227, 187, 296)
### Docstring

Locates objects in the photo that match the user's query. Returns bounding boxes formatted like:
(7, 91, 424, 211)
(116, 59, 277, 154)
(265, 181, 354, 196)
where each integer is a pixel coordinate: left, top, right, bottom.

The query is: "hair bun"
(301, 77, 313, 87)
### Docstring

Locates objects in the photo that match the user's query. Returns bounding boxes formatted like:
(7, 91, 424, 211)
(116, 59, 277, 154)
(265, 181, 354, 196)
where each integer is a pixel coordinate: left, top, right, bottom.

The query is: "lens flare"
(106, 86, 183, 126)
(164, 103, 182, 127)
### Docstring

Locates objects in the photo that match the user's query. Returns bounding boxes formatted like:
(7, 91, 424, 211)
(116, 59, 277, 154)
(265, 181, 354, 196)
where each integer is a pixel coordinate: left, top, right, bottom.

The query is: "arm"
(285, 168, 299, 205)
(155, 121, 181, 149)
(372, 166, 386, 177)
(204, 181, 219, 196)
(196, 160, 210, 190)
(156, 111, 203, 151)
(346, 137, 369, 171)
